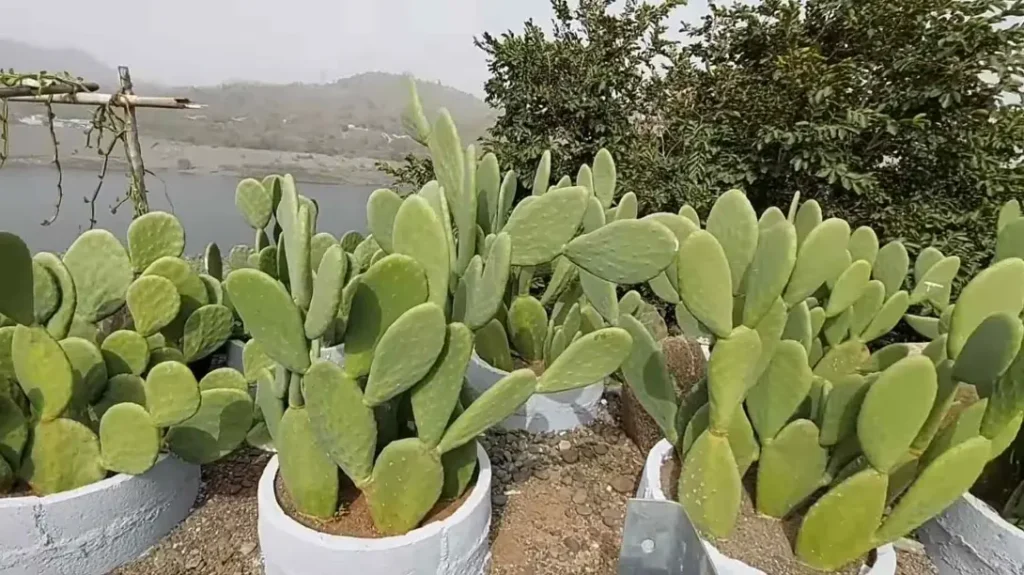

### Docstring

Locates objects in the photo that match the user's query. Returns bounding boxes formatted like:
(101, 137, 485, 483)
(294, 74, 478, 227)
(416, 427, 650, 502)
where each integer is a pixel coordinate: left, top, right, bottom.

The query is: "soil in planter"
(274, 469, 476, 537)
(660, 455, 938, 575)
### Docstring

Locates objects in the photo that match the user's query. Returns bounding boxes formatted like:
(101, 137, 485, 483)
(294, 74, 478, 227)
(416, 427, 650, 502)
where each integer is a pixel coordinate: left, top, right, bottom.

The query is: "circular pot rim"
(641, 439, 897, 575)
(258, 442, 492, 550)
(959, 491, 1024, 535)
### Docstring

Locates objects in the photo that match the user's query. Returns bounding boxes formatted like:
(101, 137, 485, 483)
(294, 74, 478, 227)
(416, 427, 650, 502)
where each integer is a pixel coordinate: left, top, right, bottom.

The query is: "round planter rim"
(961, 491, 1023, 534)
(259, 442, 492, 550)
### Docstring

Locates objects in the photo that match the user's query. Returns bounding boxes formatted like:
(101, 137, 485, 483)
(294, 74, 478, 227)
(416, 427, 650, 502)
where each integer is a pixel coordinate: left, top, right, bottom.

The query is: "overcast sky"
(4, 0, 711, 95)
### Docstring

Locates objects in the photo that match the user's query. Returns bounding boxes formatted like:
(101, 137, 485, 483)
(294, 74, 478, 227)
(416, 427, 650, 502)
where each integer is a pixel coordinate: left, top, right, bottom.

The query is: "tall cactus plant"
(623, 190, 1024, 571)
(0, 230, 252, 496)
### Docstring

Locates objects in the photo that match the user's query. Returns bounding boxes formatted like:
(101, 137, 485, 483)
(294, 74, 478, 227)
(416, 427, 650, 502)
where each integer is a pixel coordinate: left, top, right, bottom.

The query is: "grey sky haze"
(4, 0, 710, 95)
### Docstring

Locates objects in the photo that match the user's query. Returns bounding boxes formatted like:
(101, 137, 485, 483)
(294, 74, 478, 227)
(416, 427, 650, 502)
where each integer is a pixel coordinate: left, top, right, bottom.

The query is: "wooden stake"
(0, 82, 100, 98)
(118, 66, 150, 217)
(6, 92, 202, 109)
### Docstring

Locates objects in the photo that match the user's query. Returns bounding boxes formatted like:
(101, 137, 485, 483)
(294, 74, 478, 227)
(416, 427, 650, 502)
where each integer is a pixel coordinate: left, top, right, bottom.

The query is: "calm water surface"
(0, 166, 373, 252)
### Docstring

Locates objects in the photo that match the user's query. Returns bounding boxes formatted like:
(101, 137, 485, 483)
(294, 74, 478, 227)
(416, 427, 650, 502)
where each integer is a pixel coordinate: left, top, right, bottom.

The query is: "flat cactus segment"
(858, 356, 936, 472)
(813, 340, 870, 383)
(304, 245, 347, 340)
(793, 199, 823, 248)
(756, 419, 828, 518)
(304, 360, 377, 483)
(366, 438, 444, 535)
(144, 360, 201, 426)
(365, 303, 447, 406)
(822, 310, 851, 346)
(127, 211, 186, 272)
(13, 325, 73, 421)
(758, 206, 786, 230)
(392, 195, 451, 308)
(862, 343, 911, 372)
(911, 256, 959, 308)
(289, 204, 314, 310)
(495, 170, 518, 231)
(478, 153, 502, 231)
(463, 232, 512, 330)
(503, 186, 589, 266)
(582, 196, 607, 234)
(819, 375, 871, 446)
(277, 407, 340, 518)
(946, 258, 1024, 359)
(224, 269, 310, 374)
(475, 319, 514, 372)
(981, 347, 1024, 439)
(782, 301, 813, 352)
(34, 252, 76, 339)
(100, 329, 150, 376)
(706, 189, 759, 291)
(438, 369, 538, 454)
(996, 217, 1024, 263)
(746, 340, 813, 441)
(795, 469, 887, 571)
(679, 204, 700, 227)
(616, 192, 639, 220)
(826, 261, 871, 318)
(751, 298, 788, 380)
(952, 312, 1023, 391)
(509, 296, 549, 361)
(60, 337, 107, 407)
(143, 256, 209, 313)
(411, 324, 473, 447)
(990, 411, 1023, 459)
(0, 232, 34, 326)
(228, 245, 253, 271)
(730, 409, 760, 477)
(0, 326, 14, 383)
(148, 347, 185, 369)
(914, 247, 945, 284)
(849, 280, 885, 337)
(428, 110, 466, 199)
(859, 290, 910, 343)
(575, 162, 594, 197)
(999, 199, 1022, 231)
(166, 387, 253, 464)
(367, 188, 404, 253)
(825, 250, 853, 291)
(905, 314, 939, 340)
(848, 226, 879, 265)
(538, 327, 632, 393)
(257, 246, 278, 278)
(99, 403, 160, 474)
(256, 369, 285, 442)
(199, 367, 247, 392)
(94, 374, 146, 419)
(310, 233, 337, 272)
(677, 231, 734, 338)
(19, 418, 104, 495)
(592, 148, 617, 208)
(565, 219, 679, 284)
(911, 360, 960, 452)
(873, 241, 910, 298)
(876, 436, 992, 544)
(707, 326, 762, 432)
(126, 276, 181, 337)
(205, 243, 222, 280)
(235, 178, 273, 229)
(32, 261, 59, 325)
(64, 229, 134, 322)
(678, 431, 741, 539)
(340, 230, 365, 254)
(743, 221, 797, 327)
(648, 272, 679, 303)
(579, 269, 619, 323)
(442, 438, 478, 500)
(0, 395, 28, 472)
(784, 218, 851, 306)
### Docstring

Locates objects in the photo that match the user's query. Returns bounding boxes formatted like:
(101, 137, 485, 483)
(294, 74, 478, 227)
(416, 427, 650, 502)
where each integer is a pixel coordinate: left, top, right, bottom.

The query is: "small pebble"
(533, 467, 550, 480)
(571, 488, 588, 504)
(560, 448, 579, 464)
(513, 469, 531, 483)
(238, 541, 257, 556)
(493, 493, 508, 506)
(610, 475, 634, 494)
(593, 443, 609, 456)
(558, 439, 572, 451)
(560, 474, 573, 486)
(580, 445, 594, 459)
(576, 504, 593, 517)
(563, 537, 581, 552)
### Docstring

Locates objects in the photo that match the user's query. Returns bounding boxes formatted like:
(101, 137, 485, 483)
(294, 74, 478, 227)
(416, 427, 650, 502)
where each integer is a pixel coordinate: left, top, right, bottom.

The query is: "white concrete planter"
(226, 338, 246, 372)
(637, 439, 897, 575)
(259, 443, 492, 575)
(0, 454, 200, 575)
(466, 353, 603, 433)
(917, 493, 1024, 575)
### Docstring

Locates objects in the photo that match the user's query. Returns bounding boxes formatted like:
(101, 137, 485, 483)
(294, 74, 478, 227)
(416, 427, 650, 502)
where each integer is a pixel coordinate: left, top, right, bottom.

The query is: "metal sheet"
(618, 498, 719, 575)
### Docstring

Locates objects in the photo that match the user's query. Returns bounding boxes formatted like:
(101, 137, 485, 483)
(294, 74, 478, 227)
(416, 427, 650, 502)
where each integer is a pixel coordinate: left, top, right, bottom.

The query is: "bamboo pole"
(0, 82, 100, 98)
(6, 92, 202, 109)
(117, 66, 150, 217)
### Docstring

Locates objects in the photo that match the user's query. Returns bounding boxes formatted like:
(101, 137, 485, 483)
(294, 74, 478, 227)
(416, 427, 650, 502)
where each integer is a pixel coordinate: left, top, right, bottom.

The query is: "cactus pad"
(205, 243, 223, 280)
(127, 211, 186, 272)
(859, 290, 910, 343)
(0, 395, 28, 472)
(242, 339, 275, 383)
(508, 295, 548, 361)
(819, 375, 871, 446)
(795, 469, 887, 571)
(305, 245, 347, 340)
(63, 229, 134, 322)
(848, 226, 879, 265)
(746, 340, 813, 441)
(13, 325, 73, 421)
(181, 303, 234, 363)
(538, 327, 632, 393)
(707, 326, 762, 432)
(579, 269, 619, 323)
(143, 255, 209, 315)
(743, 222, 797, 327)
(144, 360, 201, 426)
(224, 269, 311, 373)
(365, 438, 444, 535)
(813, 340, 870, 383)
(304, 360, 377, 483)
(126, 275, 181, 337)
(277, 406, 340, 518)
(911, 255, 959, 308)
(503, 186, 589, 266)
(794, 200, 823, 247)
(166, 387, 253, 464)
(784, 218, 851, 306)
(873, 241, 910, 298)
(100, 330, 150, 377)
(858, 356, 936, 472)
(756, 419, 829, 518)
(705, 189, 759, 290)
(438, 369, 538, 454)
(199, 367, 248, 392)
(946, 257, 1024, 359)
(565, 219, 678, 284)
(826, 261, 871, 317)
(59, 336, 107, 406)
(0, 232, 34, 326)
(19, 418, 105, 495)
(679, 431, 742, 539)
(235, 178, 273, 229)
(951, 312, 1023, 391)
(34, 252, 76, 339)
(31, 261, 59, 325)
(367, 188, 403, 253)
(677, 231, 734, 338)
(411, 323, 473, 447)
(462, 233, 512, 330)
(365, 303, 447, 406)
(94, 373, 146, 419)
(99, 403, 160, 474)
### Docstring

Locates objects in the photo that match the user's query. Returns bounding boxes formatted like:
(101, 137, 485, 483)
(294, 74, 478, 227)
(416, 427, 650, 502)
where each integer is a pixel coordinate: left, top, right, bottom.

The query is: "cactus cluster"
(623, 190, 1024, 570)
(0, 227, 252, 496)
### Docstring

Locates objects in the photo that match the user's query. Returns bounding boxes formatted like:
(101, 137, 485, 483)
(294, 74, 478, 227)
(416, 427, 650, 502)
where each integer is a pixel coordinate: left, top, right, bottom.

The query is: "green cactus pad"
(679, 431, 742, 539)
(579, 270, 619, 323)
(822, 310, 852, 347)
(679, 204, 700, 228)
(228, 245, 253, 271)
(166, 387, 253, 464)
(277, 406, 340, 518)
(677, 231, 734, 338)
(205, 243, 223, 280)
(872, 241, 910, 298)
(13, 325, 73, 421)
(848, 280, 885, 337)
(367, 188, 404, 253)
(31, 261, 59, 325)
(235, 178, 273, 229)
(126, 276, 180, 337)
(364, 303, 447, 406)
(756, 419, 829, 518)
(0, 395, 28, 472)
(148, 347, 185, 369)
(19, 418, 105, 495)
(441, 437, 478, 500)
(914, 247, 944, 283)
(198, 367, 247, 393)
(809, 306, 827, 338)
(143, 360, 201, 426)
(947, 258, 1024, 359)
(979, 345, 1024, 436)
(475, 318, 514, 372)
(876, 435, 992, 544)
(365, 438, 444, 535)
(143, 255, 209, 315)
(538, 327, 632, 393)
(784, 218, 851, 306)
(858, 356, 937, 472)
(304, 360, 377, 483)
(996, 216, 1024, 263)
(463, 233, 512, 330)
(999, 199, 1022, 231)
(256, 369, 286, 442)
(825, 261, 872, 318)
(905, 315, 939, 340)
(860, 291, 910, 343)
(224, 269, 310, 373)
(743, 222, 797, 327)
(288, 204, 315, 310)
(782, 301, 813, 353)
(438, 369, 537, 454)
(794, 200, 823, 248)
(951, 312, 1023, 392)
(706, 326, 762, 433)
(99, 402, 160, 474)
(494, 170, 518, 231)
(0, 232, 34, 326)
(508, 296, 548, 362)
(309, 233, 338, 272)
(127, 211, 186, 272)
(340, 231, 365, 253)
(795, 468, 887, 571)
(565, 219, 678, 285)
(911, 255, 959, 309)
(862, 343, 912, 372)
(93, 373, 146, 419)
(705, 189, 759, 291)
(758, 207, 786, 230)
(909, 360, 959, 453)
(730, 409, 761, 477)
(411, 324, 473, 447)
(746, 340, 813, 441)
(848, 226, 879, 265)
(478, 153, 502, 232)
(59, 336, 107, 406)
(64, 229, 134, 323)
(752, 298, 788, 381)
(616, 192, 639, 220)
(100, 330, 149, 377)
(504, 186, 590, 266)
(391, 195, 451, 308)
(33, 252, 76, 339)
(818, 374, 871, 446)
(591, 148, 617, 208)
(304, 245, 347, 340)
(814, 340, 870, 383)
(990, 411, 1023, 459)
(239, 341, 271, 384)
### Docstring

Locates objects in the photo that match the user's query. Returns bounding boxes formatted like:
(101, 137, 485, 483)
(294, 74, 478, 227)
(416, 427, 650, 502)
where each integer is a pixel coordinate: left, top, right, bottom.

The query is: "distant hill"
(3, 39, 496, 160)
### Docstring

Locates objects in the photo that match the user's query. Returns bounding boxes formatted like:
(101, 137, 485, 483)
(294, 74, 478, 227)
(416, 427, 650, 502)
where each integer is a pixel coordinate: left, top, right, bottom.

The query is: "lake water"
(0, 166, 374, 253)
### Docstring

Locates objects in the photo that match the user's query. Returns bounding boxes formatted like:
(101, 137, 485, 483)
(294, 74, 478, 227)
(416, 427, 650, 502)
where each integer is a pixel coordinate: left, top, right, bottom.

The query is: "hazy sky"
(5, 0, 711, 95)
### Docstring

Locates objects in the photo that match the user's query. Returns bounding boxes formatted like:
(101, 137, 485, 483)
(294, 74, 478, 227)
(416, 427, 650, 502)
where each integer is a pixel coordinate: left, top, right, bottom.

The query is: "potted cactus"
(625, 190, 1024, 573)
(0, 225, 252, 575)
(228, 164, 637, 574)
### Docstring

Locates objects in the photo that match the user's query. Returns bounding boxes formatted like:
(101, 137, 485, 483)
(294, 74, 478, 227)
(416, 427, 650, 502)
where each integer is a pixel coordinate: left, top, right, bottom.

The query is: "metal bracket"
(618, 499, 719, 575)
